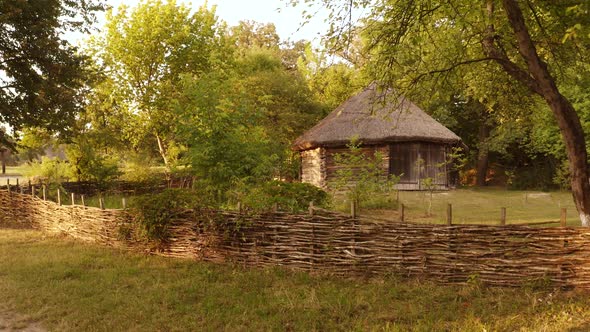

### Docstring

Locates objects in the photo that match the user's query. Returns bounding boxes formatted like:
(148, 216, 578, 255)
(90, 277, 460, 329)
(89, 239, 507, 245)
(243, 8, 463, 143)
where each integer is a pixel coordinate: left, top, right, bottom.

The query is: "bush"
(120, 152, 162, 184)
(233, 181, 330, 212)
(131, 188, 217, 242)
(22, 156, 73, 185)
(66, 141, 121, 190)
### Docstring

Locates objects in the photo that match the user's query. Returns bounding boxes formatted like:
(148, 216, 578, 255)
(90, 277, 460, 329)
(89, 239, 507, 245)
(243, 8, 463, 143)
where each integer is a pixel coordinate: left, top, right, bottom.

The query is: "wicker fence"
(3, 189, 590, 288)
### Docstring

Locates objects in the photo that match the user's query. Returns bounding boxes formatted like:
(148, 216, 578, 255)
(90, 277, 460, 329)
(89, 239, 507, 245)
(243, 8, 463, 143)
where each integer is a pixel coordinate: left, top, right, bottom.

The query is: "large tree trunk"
(497, 0, 590, 226)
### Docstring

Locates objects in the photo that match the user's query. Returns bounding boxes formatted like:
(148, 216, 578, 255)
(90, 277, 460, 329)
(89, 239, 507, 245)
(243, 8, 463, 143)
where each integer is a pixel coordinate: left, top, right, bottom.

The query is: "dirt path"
(0, 309, 45, 332)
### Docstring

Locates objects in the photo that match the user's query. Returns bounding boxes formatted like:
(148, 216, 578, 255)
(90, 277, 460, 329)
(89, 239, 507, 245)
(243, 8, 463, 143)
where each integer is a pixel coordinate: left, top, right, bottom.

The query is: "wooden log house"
(293, 83, 464, 190)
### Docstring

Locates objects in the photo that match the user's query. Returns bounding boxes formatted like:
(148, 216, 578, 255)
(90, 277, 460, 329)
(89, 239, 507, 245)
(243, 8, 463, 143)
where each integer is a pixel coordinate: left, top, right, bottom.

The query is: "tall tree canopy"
(292, 0, 590, 225)
(88, 0, 228, 167)
(0, 0, 106, 141)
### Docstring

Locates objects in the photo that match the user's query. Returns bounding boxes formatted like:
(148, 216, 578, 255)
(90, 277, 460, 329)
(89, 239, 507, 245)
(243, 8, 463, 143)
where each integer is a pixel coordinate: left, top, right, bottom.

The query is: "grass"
(2, 228, 590, 331)
(0, 165, 27, 184)
(339, 187, 579, 226)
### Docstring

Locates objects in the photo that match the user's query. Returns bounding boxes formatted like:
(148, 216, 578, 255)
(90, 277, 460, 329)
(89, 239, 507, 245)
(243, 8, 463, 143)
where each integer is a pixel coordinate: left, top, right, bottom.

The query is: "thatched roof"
(293, 83, 463, 151)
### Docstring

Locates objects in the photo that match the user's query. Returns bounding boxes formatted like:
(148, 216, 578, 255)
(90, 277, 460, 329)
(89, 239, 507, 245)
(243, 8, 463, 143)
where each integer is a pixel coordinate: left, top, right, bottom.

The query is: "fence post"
(308, 201, 314, 216)
(31, 185, 35, 198)
(560, 208, 567, 227)
(99, 197, 105, 210)
(57, 189, 61, 205)
(6, 179, 9, 186)
(7, 183, 10, 195)
(20, 185, 24, 195)
(500, 207, 506, 225)
(272, 202, 278, 213)
(351, 200, 357, 218)
(310, 224, 316, 271)
(71, 193, 75, 205)
(122, 197, 127, 210)
(42, 185, 46, 201)
(400, 203, 405, 222)
(81, 194, 85, 207)
(237, 201, 242, 213)
(447, 203, 452, 226)
(16, 178, 19, 187)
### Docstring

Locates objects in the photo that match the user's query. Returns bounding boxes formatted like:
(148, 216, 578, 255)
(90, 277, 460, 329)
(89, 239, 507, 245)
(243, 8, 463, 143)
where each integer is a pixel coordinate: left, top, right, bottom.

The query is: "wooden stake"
(560, 208, 567, 227)
(308, 201, 314, 216)
(31, 185, 35, 198)
(81, 194, 85, 207)
(237, 201, 242, 213)
(500, 207, 506, 225)
(16, 178, 19, 187)
(400, 203, 405, 222)
(57, 189, 61, 206)
(122, 197, 127, 209)
(42, 185, 46, 201)
(272, 202, 278, 213)
(71, 193, 75, 205)
(99, 197, 105, 210)
(20, 185, 24, 195)
(351, 200, 357, 218)
(7, 183, 10, 195)
(6, 179, 9, 186)
(447, 203, 452, 226)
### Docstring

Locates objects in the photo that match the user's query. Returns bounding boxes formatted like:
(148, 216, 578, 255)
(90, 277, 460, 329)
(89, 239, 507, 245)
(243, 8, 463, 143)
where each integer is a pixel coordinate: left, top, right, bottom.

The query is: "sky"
(88, 0, 331, 45)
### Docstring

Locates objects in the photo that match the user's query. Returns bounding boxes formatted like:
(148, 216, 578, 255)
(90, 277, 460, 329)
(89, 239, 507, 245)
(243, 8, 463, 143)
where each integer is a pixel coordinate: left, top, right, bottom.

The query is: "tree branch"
(409, 57, 496, 85)
(481, 0, 543, 95)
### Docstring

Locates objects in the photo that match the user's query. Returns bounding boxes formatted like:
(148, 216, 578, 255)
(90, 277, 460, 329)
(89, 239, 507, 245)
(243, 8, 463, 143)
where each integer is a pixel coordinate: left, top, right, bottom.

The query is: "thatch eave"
(293, 83, 465, 152)
(293, 136, 464, 152)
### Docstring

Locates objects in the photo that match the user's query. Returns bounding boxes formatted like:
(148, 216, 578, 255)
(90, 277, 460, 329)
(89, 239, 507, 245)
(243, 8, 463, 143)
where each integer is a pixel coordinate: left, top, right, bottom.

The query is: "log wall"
(300, 148, 326, 188)
(3, 189, 590, 288)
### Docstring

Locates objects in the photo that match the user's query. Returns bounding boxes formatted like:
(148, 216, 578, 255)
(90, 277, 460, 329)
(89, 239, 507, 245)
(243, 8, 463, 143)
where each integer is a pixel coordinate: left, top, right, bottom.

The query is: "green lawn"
(1, 228, 590, 331)
(0, 165, 27, 184)
(353, 188, 579, 226)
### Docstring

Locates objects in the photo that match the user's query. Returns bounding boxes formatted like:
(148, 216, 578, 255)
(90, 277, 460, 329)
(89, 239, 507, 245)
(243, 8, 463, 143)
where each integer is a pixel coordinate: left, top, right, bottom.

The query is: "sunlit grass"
(335, 187, 578, 226)
(1, 228, 590, 331)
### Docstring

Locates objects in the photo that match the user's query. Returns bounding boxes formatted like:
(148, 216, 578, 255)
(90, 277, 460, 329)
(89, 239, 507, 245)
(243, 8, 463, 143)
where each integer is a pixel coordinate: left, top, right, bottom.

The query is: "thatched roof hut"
(294, 83, 463, 190)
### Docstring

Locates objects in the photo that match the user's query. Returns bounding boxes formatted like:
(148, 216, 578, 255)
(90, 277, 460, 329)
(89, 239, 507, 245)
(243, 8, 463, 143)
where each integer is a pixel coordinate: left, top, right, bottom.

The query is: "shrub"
(22, 156, 73, 185)
(233, 181, 330, 212)
(66, 141, 121, 190)
(331, 137, 400, 209)
(120, 152, 162, 184)
(131, 188, 217, 243)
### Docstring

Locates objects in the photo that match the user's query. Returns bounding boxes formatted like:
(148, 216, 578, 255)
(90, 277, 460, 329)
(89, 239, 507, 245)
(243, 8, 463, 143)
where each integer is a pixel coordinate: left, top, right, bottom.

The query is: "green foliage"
(87, 0, 229, 167)
(131, 189, 216, 242)
(507, 161, 559, 191)
(0, 0, 105, 134)
(22, 157, 73, 186)
(232, 181, 330, 212)
(66, 139, 121, 189)
(120, 153, 162, 184)
(331, 137, 400, 208)
(553, 160, 571, 191)
(15, 127, 57, 162)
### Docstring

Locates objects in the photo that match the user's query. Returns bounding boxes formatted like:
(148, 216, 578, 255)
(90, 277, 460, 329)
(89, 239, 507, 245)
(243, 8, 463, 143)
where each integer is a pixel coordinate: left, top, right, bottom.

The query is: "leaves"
(0, 0, 105, 134)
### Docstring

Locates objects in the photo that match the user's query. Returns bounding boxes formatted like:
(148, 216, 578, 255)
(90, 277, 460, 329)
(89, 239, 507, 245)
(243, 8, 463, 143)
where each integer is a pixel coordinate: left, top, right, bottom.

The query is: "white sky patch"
(66, 0, 331, 47)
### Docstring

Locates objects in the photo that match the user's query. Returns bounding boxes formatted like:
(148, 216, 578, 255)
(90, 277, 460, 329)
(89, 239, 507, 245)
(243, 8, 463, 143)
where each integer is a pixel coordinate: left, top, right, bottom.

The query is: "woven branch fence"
(3, 189, 590, 288)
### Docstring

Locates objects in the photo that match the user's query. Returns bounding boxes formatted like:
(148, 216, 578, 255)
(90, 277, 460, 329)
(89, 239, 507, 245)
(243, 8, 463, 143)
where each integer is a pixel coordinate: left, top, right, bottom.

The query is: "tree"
(88, 0, 228, 168)
(0, 0, 105, 139)
(294, 0, 590, 225)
